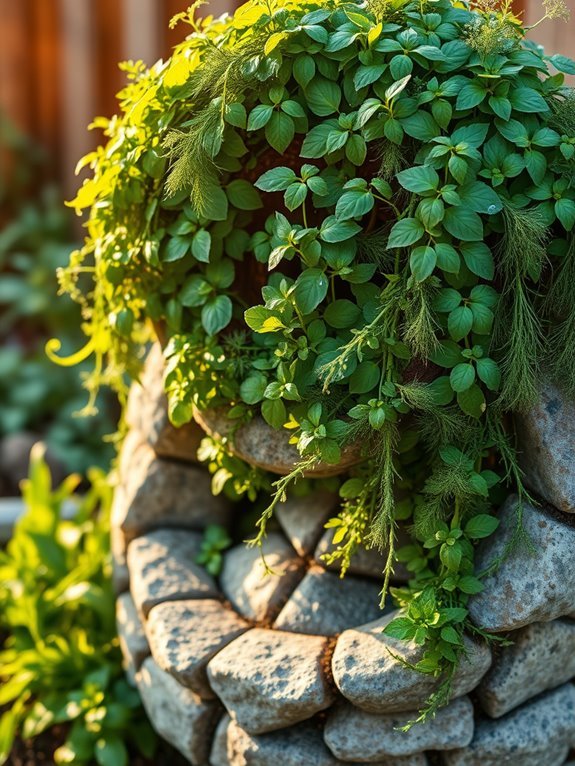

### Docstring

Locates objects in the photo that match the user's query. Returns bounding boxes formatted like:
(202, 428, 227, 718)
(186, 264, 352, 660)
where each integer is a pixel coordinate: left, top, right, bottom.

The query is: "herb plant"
(0, 446, 156, 765)
(59, 0, 575, 722)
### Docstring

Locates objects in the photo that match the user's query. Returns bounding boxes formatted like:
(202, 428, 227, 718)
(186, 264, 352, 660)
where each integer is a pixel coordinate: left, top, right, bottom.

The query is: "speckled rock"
(515, 381, 575, 513)
(116, 593, 149, 685)
(325, 697, 474, 761)
(145, 599, 249, 698)
(314, 528, 411, 582)
(332, 611, 491, 713)
(111, 518, 130, 594)
(210, 715, 428, 766)
(207, 628, 335, 734)
(442, 683, 575, 766)
(469, 495, 575, 632)
(115, 436, 230, 544)
(477, 618, 575, 717)
(220, 534, 305, 622)
(276, 490, 339, 557)
(128, 530, 219, 618)
(195, 408, 362, 478)
(126, 343, 204, 462)
(136, 657, 221, 765)
(274, 566, 383, 636)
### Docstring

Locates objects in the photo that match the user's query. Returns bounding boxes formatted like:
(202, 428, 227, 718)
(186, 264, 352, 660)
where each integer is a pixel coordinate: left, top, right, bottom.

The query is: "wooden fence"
(0, 0, 573, 196)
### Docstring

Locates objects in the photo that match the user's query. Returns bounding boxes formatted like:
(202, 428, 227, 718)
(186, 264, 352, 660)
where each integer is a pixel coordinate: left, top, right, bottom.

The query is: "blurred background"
(0, 0, 572, 495)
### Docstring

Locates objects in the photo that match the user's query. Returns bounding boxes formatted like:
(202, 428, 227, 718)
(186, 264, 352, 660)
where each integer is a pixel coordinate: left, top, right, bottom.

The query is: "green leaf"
(293, 269, 329, 313)
(350, 361, 380, 394)
(201, 295, 233, 336)
(306, 78, 342, 116)
(266, 112, 295, 153)
(549, 53, 575, 74)
(443, 207, 483, 241)
(293, 54, 316, 87)
(435, 243, 460, 274)
(255, 167, 297, 192)
(410, 246, 437, 282)
(441, 625, 462, 645)
(244, 306, 284, 333)
(458, 181, 502, 214)
(336, 189, 374, 220)
(509, 87, 549, 114)
(164, 236, 190, 262)
(192, 230, 211, 262)
(199, 184, 228, 221)
(556, 198, 575, 230)
(324, 299, 361, 329)
(476, 357, 501, 390)
(401, 111, 440, 142)
(460, 242, 494, 279)
(440, 542, 462, 571)
(285, 182, 308, 211)
(457, 383, 485, 418)
(450, 362, 475, 392)
(430, 340, 462, 368)
(240, 373, 268, 404)
(180, 276, 211, 307)
(456, 80, 487, 109)
(247, 104, 274, 131)
(383, 617, 417, 640)
(95, 737, 128, 766)
(448, 306, 473, 341)
(465, 514, 500, 539)
(262, 398, 287, 429)
(225, 102, 247, 129)
(388, 218, 424, 248)
(320, 216, 361, 243)
(458, 575, 484, 594)
(396, 165, 439, 194)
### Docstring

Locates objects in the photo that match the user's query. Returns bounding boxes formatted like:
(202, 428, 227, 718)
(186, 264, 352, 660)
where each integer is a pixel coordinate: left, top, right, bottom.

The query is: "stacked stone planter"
(113, 345, 575, 766)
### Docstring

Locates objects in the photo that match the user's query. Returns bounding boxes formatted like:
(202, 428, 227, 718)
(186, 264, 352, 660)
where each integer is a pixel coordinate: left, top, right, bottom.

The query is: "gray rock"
(126, 343, 204, 463)
(325, 696, 474, 760)
(210, 715, 427, 766)
(469, 495, 575, 632)
(442, 683, 575, 766)
(220, 534, 305, 622)
(111, 519, 130, 594)
(515, 381, 575, 513)
(274, 566, 383, 636)
(145, 599, 249, 699)
(207, 628, 336, 734)
(136, 657, 221, 765)
(315, 528, 411, 582)
(332, 610, 491, 713)
(128, 529, 219, 618)
(115, 435, 230, 544)
(210, 715, 338, 766)
(116, 593, 149, 685)
(477, 618, 575, 717)
(276, 490, 339, 557)
(195, 408, 362, 478)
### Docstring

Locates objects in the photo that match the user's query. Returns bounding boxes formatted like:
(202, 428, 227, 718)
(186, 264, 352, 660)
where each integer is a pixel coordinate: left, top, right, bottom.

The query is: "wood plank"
(94, 0, 125, 117)
(122, 0, 162, 65)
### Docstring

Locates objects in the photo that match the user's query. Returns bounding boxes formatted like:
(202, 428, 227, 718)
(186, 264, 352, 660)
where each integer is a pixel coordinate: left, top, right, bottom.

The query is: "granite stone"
(145, 599, 249, 698)
(220, 534, 305, 623)
(207, 628, 335, 734)
(136, 657, 221, 765)
(116, 592, 149, 685)
(274, 566, 383, 635)
(276, 490, 339, 557)
(115, 436, 230, 544)
(332, 610, 491, 713)
(128, 529, 219, 618)
(315, 528, 411, 582)
(442, 683, 575, 766)
(515, 380, 575, 513)
(325, 697, 474, 760)
(469, 495, 575, 632)
(477, 618, 575, 717)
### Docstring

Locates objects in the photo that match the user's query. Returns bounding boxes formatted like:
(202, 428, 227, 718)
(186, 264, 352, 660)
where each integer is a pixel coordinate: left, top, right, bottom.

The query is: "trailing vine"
(58, 0, 575, 723)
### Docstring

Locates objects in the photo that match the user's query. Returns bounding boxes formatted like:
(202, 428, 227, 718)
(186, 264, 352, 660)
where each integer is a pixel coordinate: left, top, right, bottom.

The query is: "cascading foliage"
(58, 0, 575, 723)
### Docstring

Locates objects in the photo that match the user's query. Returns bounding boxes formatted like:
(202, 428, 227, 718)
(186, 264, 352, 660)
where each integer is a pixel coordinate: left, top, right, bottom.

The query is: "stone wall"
(112, 347, 575, 766)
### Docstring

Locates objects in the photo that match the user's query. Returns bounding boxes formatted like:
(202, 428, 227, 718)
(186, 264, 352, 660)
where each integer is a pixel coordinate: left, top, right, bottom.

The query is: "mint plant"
(57, 0, 574, 723)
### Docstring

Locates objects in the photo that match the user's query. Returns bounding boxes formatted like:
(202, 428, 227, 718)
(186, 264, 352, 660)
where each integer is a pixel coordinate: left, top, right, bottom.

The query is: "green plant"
(196, 524, 233, 575)
(0, 446, 156, 765)
(59, 0, 575, 722)
(0, 119, 116, 475)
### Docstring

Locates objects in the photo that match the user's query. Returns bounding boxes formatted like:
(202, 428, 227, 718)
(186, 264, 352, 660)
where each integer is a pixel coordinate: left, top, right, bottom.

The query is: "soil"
(5, 726, 190, 766)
